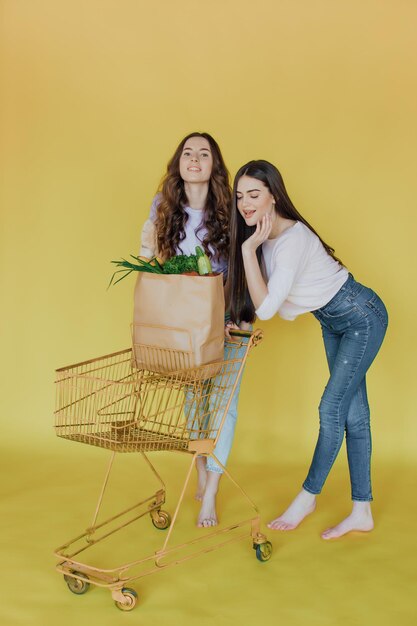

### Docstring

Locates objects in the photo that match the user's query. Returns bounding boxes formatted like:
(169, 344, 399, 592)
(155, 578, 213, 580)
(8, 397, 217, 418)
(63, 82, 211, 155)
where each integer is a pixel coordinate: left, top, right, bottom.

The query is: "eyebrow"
(183, 146, 211, 152)
(236, 188, 261, 193)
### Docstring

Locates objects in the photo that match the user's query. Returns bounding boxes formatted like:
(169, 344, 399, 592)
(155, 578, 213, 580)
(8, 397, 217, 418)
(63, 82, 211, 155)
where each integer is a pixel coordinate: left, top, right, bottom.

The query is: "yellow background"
(1, 1, 416, 624)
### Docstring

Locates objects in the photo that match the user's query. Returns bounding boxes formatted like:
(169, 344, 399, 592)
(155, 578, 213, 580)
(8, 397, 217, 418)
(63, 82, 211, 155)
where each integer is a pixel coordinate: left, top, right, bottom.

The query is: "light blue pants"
(186, 338, 249, 473)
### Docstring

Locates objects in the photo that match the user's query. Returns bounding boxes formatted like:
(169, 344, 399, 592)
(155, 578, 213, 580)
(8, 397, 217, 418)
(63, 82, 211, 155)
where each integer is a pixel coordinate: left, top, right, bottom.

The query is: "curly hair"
(154, 132, 231, 261)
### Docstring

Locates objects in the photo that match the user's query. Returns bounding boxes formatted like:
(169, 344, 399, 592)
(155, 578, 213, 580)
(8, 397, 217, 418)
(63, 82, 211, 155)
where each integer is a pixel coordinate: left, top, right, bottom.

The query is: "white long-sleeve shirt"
(256, 221, 348, 321)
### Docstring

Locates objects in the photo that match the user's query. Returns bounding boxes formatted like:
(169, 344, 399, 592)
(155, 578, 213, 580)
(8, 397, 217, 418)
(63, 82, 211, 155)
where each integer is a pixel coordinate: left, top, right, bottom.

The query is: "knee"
(318, 398, 344, 439)
(318, 397, 338, 424)
(346, 410, 370, 434)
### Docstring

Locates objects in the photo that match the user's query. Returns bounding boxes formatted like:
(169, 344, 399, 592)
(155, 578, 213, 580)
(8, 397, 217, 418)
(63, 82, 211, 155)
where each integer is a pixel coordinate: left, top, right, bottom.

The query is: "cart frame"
(54, 330, 272, 611)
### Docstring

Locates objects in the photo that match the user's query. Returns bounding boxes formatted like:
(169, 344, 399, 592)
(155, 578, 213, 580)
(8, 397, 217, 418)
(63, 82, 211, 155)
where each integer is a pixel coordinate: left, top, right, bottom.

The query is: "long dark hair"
(228, 160, 343, 323)
(154, 132, 231, 261)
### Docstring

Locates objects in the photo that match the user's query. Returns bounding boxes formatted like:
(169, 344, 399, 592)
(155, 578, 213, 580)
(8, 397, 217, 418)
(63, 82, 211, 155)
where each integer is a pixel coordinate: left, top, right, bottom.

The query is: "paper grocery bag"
(132, 272, 225, 374)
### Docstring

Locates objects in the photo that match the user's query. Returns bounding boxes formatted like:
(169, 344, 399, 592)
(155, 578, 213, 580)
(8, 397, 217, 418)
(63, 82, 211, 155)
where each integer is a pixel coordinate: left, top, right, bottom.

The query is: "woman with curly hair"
(140, 132, 248, 528)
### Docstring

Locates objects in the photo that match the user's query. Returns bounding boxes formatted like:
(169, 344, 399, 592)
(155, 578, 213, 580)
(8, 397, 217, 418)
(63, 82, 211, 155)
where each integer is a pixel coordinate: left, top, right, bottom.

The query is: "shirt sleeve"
(255, 266, 296, 320)
(139, 195, 160, 257)
(149, 194, 160, 222)
(255, 229, 306, 320)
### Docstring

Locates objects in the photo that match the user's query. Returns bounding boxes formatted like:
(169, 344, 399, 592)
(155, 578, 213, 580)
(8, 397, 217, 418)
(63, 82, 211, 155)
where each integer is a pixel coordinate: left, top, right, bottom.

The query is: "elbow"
(255, 295, 280, 320)
(255, 300, 277, 320)
(256, 309, 275, 321)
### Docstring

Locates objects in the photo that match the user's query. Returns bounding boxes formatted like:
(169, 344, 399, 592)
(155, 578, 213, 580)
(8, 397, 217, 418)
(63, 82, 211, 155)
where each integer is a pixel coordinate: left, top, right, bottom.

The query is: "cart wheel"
(64, 571, 90, 594)
(255, 541, 272, 562)
(151, 510, 171, 530)
(114, 587, 138, 611)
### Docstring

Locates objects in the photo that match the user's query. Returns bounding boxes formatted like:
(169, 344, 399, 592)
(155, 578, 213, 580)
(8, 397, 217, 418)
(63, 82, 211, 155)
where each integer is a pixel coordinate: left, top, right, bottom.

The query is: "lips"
(188, 167, 201, 172)
(243, 210, 256, 219)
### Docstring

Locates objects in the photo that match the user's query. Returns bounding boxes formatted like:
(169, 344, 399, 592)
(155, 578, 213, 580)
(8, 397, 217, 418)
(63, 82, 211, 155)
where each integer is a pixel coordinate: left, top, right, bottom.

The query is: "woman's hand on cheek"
(242, 214, 272, 253)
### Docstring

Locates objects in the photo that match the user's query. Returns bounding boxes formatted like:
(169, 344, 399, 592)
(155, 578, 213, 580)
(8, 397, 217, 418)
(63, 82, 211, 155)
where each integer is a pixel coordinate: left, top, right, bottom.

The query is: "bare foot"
(321, 502, 374, 540)
(197, 491, 218, 528)
(197, 471, 221, 528)
(195, 457, 207, 501)
(267, 489, 317, 531)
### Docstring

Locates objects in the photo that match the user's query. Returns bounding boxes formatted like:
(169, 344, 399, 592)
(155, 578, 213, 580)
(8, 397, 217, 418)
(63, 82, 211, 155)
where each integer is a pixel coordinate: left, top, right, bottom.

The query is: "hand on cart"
(225, 321, 252, 341)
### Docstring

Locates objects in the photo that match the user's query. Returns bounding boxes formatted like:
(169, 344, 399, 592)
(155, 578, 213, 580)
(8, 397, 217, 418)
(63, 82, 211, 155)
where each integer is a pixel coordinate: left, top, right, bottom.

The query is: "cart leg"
(141, 451, 166, 492)
(88, 451, 168, 533)
(90, 451, 117, 530)
(207, 452, 260, 514)
(157, 453, 198, 555)
(207, 452, 271, 548)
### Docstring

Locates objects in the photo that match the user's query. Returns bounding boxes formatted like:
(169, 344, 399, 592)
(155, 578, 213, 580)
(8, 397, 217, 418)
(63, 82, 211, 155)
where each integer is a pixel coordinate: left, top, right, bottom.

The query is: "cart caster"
(151, 509, 171, 530)
(64, 571, 90, 594)
(114, 587, 138, 611)
(254, 541, 272, 562)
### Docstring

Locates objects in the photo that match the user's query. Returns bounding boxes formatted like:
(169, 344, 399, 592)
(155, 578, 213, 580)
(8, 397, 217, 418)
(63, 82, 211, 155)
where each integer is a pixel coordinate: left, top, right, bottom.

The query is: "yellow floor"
(1, 446, 416, 626)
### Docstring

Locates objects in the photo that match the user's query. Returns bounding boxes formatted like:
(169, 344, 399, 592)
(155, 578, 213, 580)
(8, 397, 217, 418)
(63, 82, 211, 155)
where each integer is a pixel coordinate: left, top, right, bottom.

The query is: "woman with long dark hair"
(140, 132, 248, 527)
(228, 160, 388, 539)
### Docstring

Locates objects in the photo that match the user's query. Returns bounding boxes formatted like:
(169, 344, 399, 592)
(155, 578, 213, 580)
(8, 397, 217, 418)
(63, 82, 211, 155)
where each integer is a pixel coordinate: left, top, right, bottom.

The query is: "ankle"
(203, 472, 221, 496)
(352, 501, 372, 516)
(301, 489, 317, 505)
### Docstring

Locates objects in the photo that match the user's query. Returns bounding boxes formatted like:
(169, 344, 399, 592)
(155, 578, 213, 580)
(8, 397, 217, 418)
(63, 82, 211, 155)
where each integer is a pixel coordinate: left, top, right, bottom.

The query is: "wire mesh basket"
(54, 331, 263, 454)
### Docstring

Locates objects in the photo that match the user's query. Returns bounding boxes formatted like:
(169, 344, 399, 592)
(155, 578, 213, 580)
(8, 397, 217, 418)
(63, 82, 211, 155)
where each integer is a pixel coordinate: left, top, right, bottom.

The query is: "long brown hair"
(228, 160, 344, 323)
(154, 132, 231, 261)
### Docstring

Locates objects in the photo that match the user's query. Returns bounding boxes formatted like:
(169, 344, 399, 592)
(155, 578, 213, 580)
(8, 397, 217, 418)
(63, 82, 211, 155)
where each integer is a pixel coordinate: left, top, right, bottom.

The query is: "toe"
(321, 528, 339, 540)
(269, 520, 296, 531)
(268, 519, 284, 530)
(267, 519, 280, 528)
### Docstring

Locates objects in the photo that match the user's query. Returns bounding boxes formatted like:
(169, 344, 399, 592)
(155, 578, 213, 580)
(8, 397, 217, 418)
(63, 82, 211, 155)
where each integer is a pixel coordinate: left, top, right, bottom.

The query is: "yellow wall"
(1, 0, 416, 464)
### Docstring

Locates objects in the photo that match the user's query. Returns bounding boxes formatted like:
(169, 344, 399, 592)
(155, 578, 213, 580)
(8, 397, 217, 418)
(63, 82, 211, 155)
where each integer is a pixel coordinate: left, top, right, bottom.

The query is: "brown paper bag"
(132, 272, 225, 374)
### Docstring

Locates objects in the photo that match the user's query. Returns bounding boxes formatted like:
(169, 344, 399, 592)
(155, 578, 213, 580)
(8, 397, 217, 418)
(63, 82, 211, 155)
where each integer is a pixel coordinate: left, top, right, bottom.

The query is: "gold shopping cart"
(54, 329, 272, 611)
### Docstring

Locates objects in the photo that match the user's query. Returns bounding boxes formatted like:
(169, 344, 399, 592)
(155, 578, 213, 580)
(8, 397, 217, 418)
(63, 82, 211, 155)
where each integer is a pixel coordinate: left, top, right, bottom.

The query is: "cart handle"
(228, 328, 264, 347)
(229, 329, 256, 339)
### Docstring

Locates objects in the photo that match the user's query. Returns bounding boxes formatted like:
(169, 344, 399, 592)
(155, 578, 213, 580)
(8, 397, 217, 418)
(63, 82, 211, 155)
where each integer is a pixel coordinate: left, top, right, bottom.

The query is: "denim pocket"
(365, 294, 388, 328)
(321, 299, 359, 319)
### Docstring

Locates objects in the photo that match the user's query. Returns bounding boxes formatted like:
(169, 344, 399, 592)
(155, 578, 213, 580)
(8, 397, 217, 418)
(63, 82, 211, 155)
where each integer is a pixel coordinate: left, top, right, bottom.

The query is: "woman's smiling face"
(236, 175, 276, 226)
(179, 136, 213, 183)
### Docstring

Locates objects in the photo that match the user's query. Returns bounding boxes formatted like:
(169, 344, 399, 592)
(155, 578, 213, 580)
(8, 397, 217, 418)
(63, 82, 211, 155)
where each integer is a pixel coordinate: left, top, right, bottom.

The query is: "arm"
(139, 219, 157, 258)
(241, 215, 302, 320)
(139, 196, 159, 258)
(241, 214, 272, 309)
(242, 247, 268, 310)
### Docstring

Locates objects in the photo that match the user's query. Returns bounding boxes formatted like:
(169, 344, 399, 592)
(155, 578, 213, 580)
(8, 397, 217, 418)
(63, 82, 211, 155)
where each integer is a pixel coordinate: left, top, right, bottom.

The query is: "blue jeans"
(186, 338, 248, 474)
(303, 274, 388, 501)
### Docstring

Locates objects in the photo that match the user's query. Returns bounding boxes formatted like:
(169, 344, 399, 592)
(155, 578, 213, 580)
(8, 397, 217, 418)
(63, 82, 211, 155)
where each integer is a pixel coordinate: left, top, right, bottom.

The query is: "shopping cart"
(54, 329, 272, 611)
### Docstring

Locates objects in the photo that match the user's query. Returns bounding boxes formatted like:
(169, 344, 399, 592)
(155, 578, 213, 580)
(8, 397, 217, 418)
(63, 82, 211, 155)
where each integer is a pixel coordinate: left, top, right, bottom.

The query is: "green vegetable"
(161, 254, 198, 274)
(195, 246, 212, 275)
(108, 255, 164, 287)
(109, 246, 213, 288)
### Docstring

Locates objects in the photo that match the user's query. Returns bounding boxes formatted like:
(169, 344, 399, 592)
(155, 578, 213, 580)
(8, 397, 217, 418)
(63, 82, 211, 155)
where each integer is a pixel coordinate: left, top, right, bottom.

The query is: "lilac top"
(148, 195, 228, 276)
